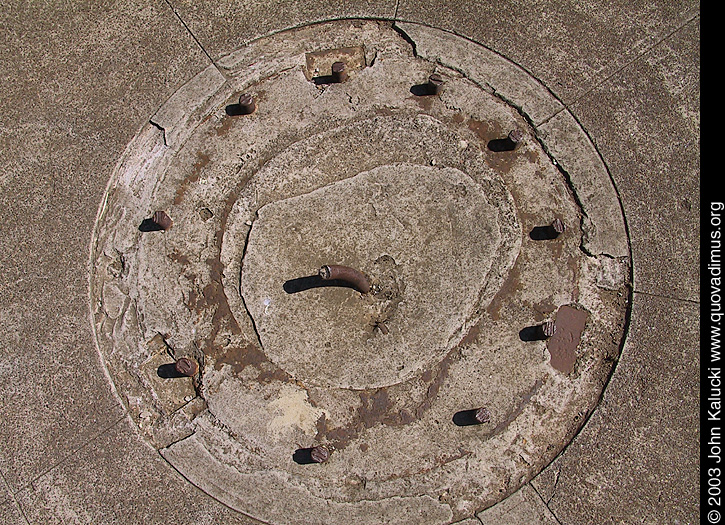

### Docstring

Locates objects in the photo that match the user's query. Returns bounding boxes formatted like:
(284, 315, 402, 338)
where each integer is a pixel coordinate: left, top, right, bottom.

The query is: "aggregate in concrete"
(14, 419, 259, 525)
(395, 0, 700, 106)
(567, 17, 700, 301)
(0, 0, 213, 493)
(165, 0, 398, 60)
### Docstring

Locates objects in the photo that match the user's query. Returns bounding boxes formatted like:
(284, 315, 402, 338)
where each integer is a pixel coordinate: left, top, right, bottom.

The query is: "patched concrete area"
(89, 20, 630, 524)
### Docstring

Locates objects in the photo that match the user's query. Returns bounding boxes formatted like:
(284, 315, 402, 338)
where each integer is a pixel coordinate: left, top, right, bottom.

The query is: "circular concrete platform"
(90, 20, 630, 524)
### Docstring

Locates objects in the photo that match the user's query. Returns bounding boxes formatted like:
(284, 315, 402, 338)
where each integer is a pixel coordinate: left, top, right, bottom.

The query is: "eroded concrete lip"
(395, 22, 629, 259)
(89, 19, 631, 524)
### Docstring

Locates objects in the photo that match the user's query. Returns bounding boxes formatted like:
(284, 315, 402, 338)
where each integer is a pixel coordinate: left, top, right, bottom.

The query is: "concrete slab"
(0, 0, 212, 493)
(0, 500, 27, 525)
(396, 0, 699, 106)
(568, 17, 700, 301)
(89, 20, 630, 523)
(166, 0, 398, 60)
(14, 419, 259, 525)
(531, 292, 699, 524)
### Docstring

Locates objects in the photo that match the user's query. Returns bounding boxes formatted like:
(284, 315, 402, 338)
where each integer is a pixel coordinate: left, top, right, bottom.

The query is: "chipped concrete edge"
(161, 432, 455, 525)
(394, 21, 629, 259)
(149, 63, 229, 150)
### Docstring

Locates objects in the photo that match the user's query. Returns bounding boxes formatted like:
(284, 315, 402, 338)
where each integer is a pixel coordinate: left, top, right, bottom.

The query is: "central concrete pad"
(242, 164, 516, 389)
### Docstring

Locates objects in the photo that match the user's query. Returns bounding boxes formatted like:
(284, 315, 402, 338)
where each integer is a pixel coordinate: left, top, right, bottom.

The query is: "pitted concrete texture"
(89, 20, 629, 524)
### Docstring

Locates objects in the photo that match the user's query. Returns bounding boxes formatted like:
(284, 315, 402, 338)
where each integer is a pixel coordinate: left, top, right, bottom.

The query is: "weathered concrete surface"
(531, 293, 699, 523)
(0, 0, 211, 495)
(395, 22, 629, 259)
(568, 17, 700, 302)
(0, 1, 699, 524)
(88, 21, 630, 522)
(396, 0, 699, 106)
(242, 165, 513, 390)
(14, 419, 259, 525)
(165, 0, 398, 60)
(0, 481, 25, 525)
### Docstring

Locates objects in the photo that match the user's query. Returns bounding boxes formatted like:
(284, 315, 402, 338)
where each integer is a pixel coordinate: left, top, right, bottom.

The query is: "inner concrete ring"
(90, 19, 630, 525)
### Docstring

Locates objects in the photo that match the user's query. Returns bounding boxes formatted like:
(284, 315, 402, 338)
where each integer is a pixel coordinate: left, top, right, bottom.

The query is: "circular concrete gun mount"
(90, 20, 630, 525)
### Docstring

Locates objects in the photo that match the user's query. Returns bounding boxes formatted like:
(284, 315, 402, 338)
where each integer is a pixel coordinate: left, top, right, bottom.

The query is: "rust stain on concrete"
(548, 305, 589, 374)
(174, 152, 210, 205)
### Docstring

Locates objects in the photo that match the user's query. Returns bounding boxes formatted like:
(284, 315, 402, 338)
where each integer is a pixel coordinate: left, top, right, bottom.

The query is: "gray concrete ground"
(0, 1, 699, 524)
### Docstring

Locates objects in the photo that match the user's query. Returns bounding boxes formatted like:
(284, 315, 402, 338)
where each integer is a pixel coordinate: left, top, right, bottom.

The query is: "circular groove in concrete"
(90, 20, 630, 524)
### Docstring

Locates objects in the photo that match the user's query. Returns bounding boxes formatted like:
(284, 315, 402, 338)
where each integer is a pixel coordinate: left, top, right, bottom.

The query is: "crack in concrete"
(390, 22, 611, 262)
(529, 482, 564, 525)
(149, 119, 167, 147)
(0, 469, 31, 524)
(18, 415, 128, 498)
(633, 289, 699, 305)
(563, 12, 701, 111)
(392, 22, 418, 57)
(162, 0, 230, 83)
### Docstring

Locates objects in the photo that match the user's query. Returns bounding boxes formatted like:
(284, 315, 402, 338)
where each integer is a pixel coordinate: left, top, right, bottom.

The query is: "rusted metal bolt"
(238, 93, 256, 115)
(331, 62, 348, 83)
(539, 321, 557, 339)
(175, 357, 199, 377)
(319, 265, 371, 294)
(474, 407, 491, 424)
(428, 73, 444, 95)
(152, 210, 173, 231)
(310, 445, 330, 463)
(551, 218, 565, 235)
(507, 129, 525, 149)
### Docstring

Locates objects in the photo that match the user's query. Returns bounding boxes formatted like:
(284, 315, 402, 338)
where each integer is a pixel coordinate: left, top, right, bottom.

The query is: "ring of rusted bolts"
(319, 265, 371, 294)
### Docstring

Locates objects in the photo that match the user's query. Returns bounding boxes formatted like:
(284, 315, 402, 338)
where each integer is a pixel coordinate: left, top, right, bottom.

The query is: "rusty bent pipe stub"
(318, 265, 371, 294)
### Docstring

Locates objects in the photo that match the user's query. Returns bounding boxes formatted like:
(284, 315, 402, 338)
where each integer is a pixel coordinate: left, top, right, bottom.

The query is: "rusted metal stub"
(237, 93, 256, 115)
(319, 264, 372, 294)
(547, 305, 589, 374)
(310, 445, 330, 463)
(152, 210, 173, 230)
(304, 46, 365, 81)
(175, 357, 199, 377)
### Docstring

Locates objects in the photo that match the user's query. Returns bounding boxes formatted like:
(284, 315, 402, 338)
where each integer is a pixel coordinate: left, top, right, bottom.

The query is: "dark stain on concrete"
(211, 342, 290, 383)
(168, 251, 190, 266)
(548, 305, 588, 374)
(215, 115, 234, 136)
(487, 264, 522, 321)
